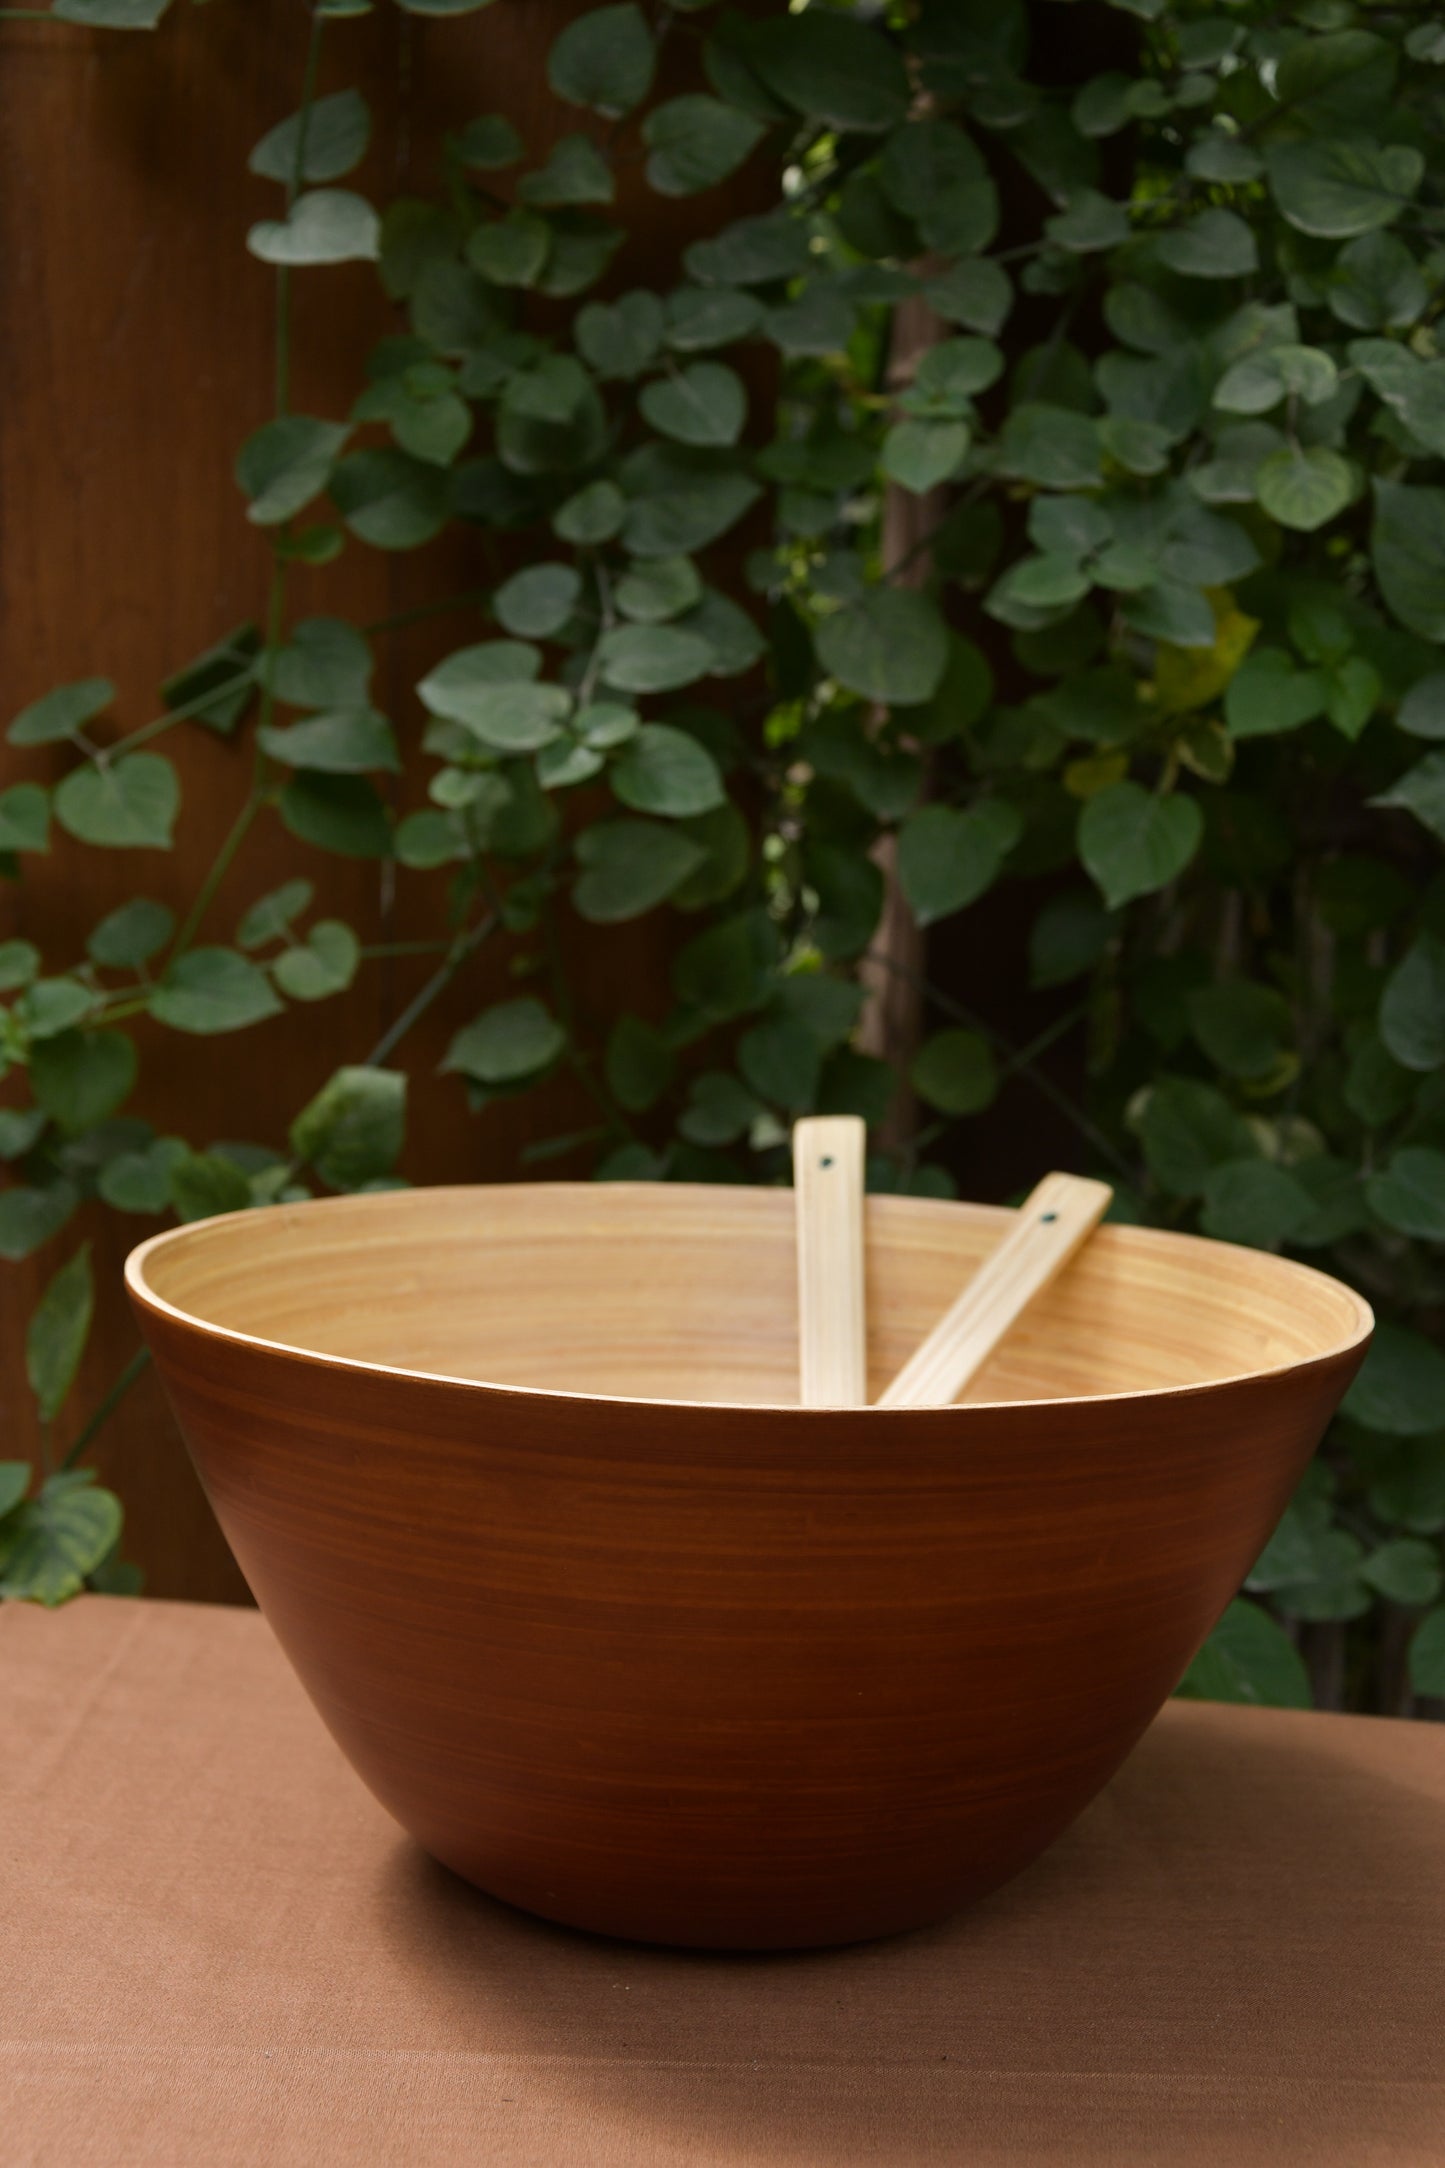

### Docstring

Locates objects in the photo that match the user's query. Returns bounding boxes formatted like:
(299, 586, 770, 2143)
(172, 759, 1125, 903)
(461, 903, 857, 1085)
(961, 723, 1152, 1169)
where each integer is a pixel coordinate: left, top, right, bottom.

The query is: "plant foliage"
(2, 0, 1444, 1712)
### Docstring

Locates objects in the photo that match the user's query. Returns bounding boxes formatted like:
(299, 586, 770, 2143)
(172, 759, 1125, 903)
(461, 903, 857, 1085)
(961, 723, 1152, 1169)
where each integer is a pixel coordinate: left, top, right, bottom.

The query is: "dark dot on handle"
(821, 1155, 834, 1168)
(1041, 1210, 1058, 1222)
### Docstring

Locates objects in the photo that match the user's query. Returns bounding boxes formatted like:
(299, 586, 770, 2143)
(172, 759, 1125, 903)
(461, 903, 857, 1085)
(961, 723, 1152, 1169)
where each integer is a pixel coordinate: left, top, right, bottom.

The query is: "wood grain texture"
(880, 1171, 1114, 1408)
(0, 1, 774, 1598)
(127, 1182, 1371, 1949)
(793, 1116, 867, 1408)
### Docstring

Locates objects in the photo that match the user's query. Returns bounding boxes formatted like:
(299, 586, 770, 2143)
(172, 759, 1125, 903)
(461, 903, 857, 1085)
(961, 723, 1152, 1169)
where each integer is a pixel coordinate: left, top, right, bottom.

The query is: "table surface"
(3, 1598, 1443, 2168)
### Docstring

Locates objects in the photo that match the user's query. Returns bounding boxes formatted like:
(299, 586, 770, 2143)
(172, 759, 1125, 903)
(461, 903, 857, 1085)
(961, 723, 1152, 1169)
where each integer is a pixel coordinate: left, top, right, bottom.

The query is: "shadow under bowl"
(126, 1182, 1371, 1950)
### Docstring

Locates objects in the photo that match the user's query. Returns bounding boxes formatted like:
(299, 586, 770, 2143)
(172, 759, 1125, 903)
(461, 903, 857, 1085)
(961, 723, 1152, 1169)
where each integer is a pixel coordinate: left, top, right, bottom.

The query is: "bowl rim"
(125, 1182, 1375, 1417)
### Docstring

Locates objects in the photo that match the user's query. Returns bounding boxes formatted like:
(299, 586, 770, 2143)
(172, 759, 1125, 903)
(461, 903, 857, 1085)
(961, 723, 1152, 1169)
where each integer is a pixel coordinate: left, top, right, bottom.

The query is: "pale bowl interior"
(128, 1183, 1372, 1411)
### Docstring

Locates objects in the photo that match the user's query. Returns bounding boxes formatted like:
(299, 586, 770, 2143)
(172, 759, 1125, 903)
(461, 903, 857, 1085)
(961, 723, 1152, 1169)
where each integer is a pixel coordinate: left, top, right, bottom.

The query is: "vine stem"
(361, 911, 496, 1070)
(62, 1348, 152, 1474)
(864, 947, 1137, 1186)
(165, 790, 267, 966)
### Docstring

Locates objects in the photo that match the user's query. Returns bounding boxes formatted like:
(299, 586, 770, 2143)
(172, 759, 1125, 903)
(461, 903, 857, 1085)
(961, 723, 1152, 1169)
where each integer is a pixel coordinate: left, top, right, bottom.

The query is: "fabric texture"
(3, 1596, 1442, 2167)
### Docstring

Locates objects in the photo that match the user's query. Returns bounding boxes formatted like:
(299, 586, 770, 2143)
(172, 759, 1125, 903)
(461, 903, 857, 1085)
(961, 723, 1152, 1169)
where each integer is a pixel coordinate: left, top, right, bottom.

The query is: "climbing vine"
(2, 0, 1445, 1715)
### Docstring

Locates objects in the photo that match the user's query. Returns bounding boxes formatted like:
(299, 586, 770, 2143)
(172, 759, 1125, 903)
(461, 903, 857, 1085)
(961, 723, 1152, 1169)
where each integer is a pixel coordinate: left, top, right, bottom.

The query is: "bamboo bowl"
(127, 1183, 1371, 1950)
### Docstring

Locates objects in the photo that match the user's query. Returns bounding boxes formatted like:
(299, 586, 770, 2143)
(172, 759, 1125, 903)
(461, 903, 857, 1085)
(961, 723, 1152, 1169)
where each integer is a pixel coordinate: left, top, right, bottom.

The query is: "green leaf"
(995, 403, 1102, 490)
(444, 998, 565, 1084)
(168, 1150, 252, 1223)
(30, 1032, 137, 1134)
(1156, 208, 1257, 279)
(925, 258, 1013, 336)
(597, 625, 713, 696)
(1078, 782, 1203, 908)
(746, 12, 909, 133)
(548, 2, 655, 118)
(644, 96, 765, 197)
(572, 819, 707, 922)
(1362, 1538, 1442, 1608)
(1380, 936, 1445, 1071)
(17, 978, 94, 1040)
(150, 949, 283, 1035)
(1225, 648, 1328, 739)
(1255, 447, 1353, 532)
(236, 416, 348, 526)
(273, 920, 360, 1002)
(249, 89, 371, 185)
(815, 588, 949, 706)
(605, 1015, 674, 1113)
(518, 134, 614, 208)
(1399, 673, 1445, 741)
(576, 292, 664, 379)
(0, 784, 50, 854)
(330, 448, 450, 549)
(98, 1136, 187, 1215)
(8, 678, 114, 747)
(684, 211, 810, 288)
(1344, 1323, 1445, 1437)
(679, 1070, 762, 1147)
(0, 1470, 122, 1608)
(1030, 891, 1116, 988)
(0, 940, 40, 993)
(738, 1017, 820, 1114)
(1372, 751, 1445, 844)
(493, 563, 582, 639)
(1267, 137, 1423, 239)
(610, 724, 724, 817)
(267, 617, 373, 710)
(1327, 232, 1426, 333)
(1175, 1599, 1310, 1709)
(468, 207, 551, 287)
(236, 878, 314, 950)
(554, 478, 626, 544)
(675, 591, 762, 682)
(248, 188, 380, 266)
(1200, 1158, 1315, 1248)
(280, 773, 393, 858)
(1214, 344, 1339, 415)
(26, 1245, 93, 1422)
(615, 556, 702, 624)
(454, 114, 522, 169)
(258, 706, 399, 774)
(159, 625, 260, 737)
(0, 1463, 29, 1518)
(85, 897, 172, 969)
(1189, 981, 1291, 1080)
(1045, 189, 1129, 253)
(897, 801, 1021, 927)
(881, 419, 969, 495)
(911, 1029, 997, 1116)
(54, 754, 178, 849)
(0, 1183, 77, 1262)
(1143, 1084, 1256, 1205)
(52, 0, 170, 23)
(290, 1066, 406, 1190)
(1409, 1609, 1445, 1696)
(620, 447, 761, 557)
(666, 285, 765, 352)
(1373, 481, 1445, 642)
(639, 362, 747, 448)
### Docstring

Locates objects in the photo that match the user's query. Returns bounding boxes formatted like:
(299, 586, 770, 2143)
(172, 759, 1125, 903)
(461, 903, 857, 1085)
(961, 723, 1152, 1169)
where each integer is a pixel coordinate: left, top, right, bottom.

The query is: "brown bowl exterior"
(128, 1187, 1369, 1950)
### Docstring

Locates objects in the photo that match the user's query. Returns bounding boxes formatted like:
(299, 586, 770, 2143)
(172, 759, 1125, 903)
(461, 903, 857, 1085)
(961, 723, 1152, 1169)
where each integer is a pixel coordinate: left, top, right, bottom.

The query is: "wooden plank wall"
(0, 0, 765, 1599)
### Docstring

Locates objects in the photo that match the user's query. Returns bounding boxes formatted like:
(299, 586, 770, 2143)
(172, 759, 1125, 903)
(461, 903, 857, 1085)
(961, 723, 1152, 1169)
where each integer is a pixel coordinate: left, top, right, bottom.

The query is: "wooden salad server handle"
(878, 1171, 1113, 1410)
(793, 1115, 868, 1408)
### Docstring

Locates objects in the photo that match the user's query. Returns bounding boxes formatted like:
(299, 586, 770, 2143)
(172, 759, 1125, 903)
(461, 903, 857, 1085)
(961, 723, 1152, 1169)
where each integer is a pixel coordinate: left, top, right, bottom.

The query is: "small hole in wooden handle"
(820, 1155, 834, 1169)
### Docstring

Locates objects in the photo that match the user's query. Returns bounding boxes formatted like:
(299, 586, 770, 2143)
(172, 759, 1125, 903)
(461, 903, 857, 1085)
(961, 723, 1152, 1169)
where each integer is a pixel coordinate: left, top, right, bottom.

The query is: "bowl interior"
(128, 1183, 1371, 1410)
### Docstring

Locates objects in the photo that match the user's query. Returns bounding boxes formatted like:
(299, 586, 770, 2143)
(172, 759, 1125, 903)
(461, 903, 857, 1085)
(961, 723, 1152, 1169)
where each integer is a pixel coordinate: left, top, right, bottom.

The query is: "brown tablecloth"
(3, 1597, 1443, 2167)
